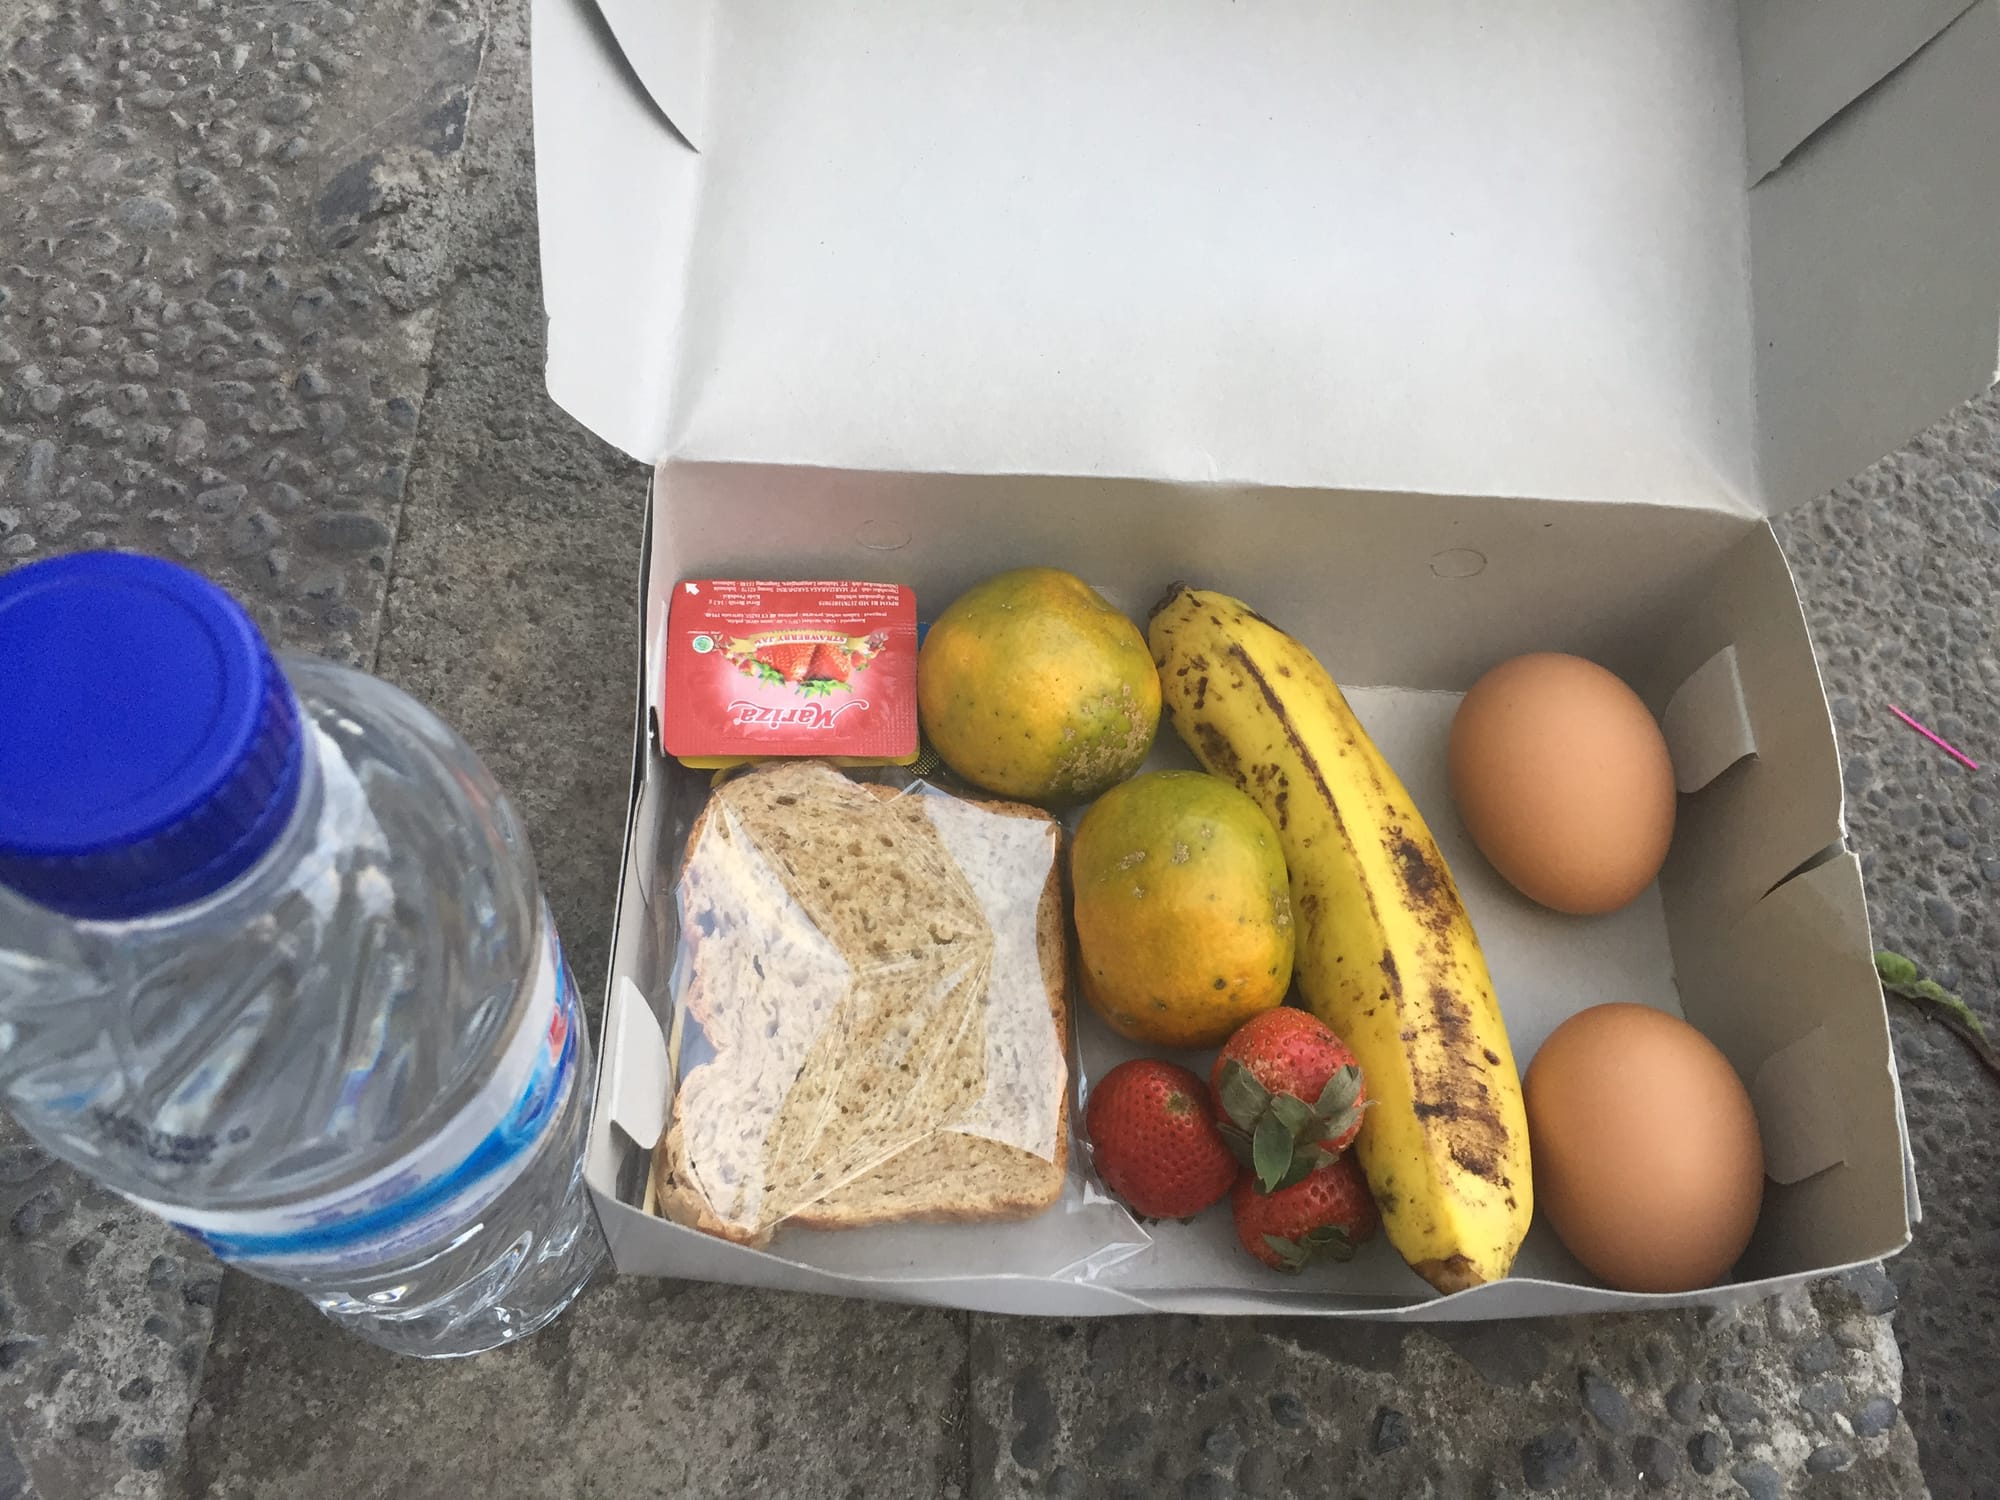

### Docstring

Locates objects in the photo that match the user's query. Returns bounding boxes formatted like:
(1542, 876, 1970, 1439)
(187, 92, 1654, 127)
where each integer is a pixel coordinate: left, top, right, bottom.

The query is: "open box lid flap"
(1750, 1, 2000, 513)
(591, 0, 1987, 183)
(1739, 0, 1980, 181)
(588, 0, 712, 148)
(536, 0, 2000, 519)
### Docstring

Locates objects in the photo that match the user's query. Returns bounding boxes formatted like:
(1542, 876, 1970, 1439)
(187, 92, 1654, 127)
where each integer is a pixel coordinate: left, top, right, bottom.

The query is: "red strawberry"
(755, 640, 817, 682)
(1211, 1008, 1369, 1193)
(1231, 1153, 1379, 1272)
(807, 642, 854, 683)
(1085, 1059, 1238, 1219)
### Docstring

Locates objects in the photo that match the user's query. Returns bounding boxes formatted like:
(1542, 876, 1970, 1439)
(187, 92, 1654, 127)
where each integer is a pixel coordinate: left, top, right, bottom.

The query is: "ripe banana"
(1147, 585, 1531, 1293)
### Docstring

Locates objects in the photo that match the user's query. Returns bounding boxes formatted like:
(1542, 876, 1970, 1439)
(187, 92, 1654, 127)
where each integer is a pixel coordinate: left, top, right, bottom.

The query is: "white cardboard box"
(532, 0, 2000, 1318)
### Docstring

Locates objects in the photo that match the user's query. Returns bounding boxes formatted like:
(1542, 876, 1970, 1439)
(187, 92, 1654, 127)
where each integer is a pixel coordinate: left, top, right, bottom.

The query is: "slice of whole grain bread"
(793, 788, 1070, 1228)
(654, 761, 1068, 1244)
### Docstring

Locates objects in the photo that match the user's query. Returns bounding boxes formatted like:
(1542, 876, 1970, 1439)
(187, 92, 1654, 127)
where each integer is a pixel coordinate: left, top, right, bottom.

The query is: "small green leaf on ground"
(1877, 949, 1999, 1084)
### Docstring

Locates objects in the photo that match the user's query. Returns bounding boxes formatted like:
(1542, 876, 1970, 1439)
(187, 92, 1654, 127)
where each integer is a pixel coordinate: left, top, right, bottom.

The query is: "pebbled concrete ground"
(3, 0, 483, 1494)
(1777, 394, 2000, 1499)
(0, 1, 1994, 1497)
(972, 1279, 1921, 1499)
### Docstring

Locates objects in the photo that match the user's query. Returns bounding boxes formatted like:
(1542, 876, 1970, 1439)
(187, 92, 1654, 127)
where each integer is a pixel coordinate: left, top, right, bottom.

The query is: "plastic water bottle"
(0, 552, 607, 1357)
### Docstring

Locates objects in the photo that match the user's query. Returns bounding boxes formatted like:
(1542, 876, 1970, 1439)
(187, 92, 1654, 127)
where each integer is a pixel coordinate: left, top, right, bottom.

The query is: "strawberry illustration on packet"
(722, 628, 892, 692)
(662, 582, 918, 769)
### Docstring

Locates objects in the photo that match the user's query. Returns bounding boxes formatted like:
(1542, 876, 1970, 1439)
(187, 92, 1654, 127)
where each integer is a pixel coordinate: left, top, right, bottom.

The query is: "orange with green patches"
(918, 567, 1159, 803)
(1071, 770, 1294, 1049)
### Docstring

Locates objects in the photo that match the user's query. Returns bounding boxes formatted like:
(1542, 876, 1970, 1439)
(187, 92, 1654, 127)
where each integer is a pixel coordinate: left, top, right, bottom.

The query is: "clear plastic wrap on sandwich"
(652, 760, 1088, 1246)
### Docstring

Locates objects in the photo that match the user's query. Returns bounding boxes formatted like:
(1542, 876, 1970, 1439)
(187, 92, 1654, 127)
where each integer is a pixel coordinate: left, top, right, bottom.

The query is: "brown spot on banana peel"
(1238, 604, 1285, 633)
(1386, 828, 1461, 938)
(1191, 721, 1244, 783)
(1450, 1141, 1500, 1180)
(1406, 981, 1514, 1195)
(1149, 581, 1192, 622)
(1414, 1254, 1487, 1295)
(1427, 981, 1473, 1052)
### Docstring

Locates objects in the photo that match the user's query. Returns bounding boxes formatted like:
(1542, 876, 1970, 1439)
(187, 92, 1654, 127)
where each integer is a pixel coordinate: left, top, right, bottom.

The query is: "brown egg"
(1525, 1004, 1764, 1293)
(1448, 653, 1676, 915)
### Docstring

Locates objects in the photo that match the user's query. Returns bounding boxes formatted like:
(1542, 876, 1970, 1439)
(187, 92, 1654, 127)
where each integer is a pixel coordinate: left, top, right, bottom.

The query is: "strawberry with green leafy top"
(1231, 1152, 1379, 1271)
(1211, 1007, 1369, 1192)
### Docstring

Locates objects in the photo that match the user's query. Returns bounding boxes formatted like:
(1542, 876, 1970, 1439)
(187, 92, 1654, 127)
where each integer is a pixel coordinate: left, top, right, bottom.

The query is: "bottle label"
(125, 911, 584, 1270)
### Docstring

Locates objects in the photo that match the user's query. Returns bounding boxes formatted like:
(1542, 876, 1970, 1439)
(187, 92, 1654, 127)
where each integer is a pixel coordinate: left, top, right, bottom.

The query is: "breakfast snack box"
(545, 2, 2000, 1318)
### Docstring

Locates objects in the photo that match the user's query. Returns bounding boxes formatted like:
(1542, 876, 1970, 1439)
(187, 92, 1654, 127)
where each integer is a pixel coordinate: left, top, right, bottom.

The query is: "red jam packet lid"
(661, 581, 919, 765)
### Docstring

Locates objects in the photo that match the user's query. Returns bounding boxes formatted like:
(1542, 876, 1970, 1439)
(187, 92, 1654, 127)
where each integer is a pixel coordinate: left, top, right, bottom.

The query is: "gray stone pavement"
(0, 0, 1994, 1496)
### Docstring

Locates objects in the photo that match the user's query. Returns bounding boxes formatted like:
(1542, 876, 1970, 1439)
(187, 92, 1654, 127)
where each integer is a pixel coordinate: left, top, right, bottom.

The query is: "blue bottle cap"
(0, 552, 304, 920)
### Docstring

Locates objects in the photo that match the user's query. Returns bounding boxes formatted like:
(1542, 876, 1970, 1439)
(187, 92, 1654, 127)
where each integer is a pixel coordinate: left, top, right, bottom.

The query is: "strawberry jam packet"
(661, 580, 919, 768)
